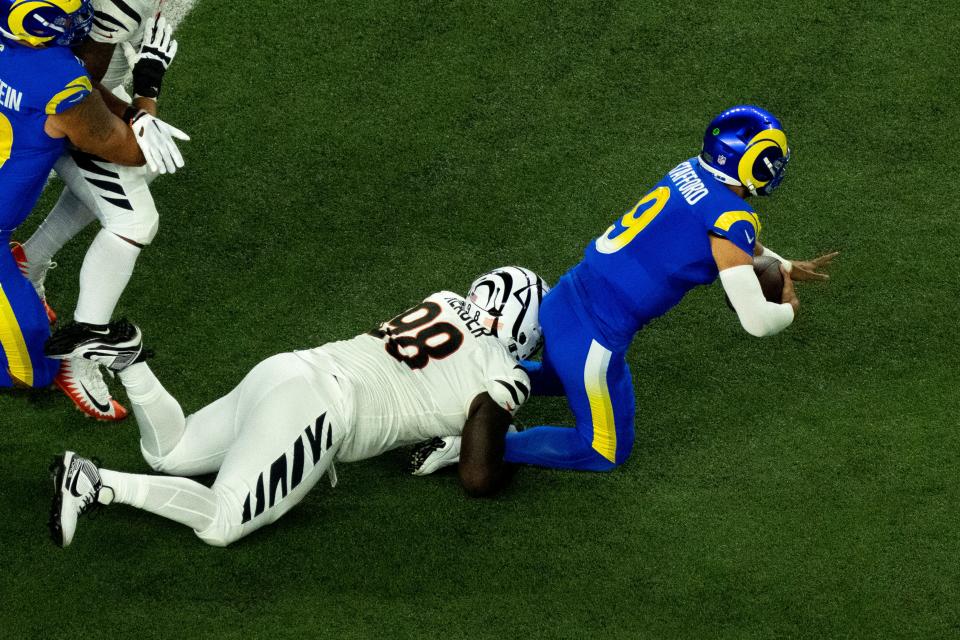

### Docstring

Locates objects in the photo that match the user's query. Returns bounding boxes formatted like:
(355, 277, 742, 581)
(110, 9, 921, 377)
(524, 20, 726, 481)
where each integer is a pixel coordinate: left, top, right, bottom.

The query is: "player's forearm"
(719, 265, 794, 337)
(48, 91, 146, 167)
(459, 456, 515, 498)
(459, 395, 515, 497)
(133, 96, 158, 117)
(96, 83, 130, 119)
(76, 125, 146, 166)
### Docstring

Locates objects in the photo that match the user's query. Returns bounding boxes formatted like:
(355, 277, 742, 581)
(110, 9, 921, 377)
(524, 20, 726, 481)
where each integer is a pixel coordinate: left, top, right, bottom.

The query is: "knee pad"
(195, 521, 237, 548)
(140, 440, 195, 475)
(140, 442, 171, 473)
(194, 491, 241, 547)
(103, 199, 159, 246)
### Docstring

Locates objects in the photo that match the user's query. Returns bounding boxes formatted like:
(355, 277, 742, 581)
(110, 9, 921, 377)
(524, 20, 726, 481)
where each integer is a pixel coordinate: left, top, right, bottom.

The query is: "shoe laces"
(78, 491, 101, 518)
(70, 358, 111, 401)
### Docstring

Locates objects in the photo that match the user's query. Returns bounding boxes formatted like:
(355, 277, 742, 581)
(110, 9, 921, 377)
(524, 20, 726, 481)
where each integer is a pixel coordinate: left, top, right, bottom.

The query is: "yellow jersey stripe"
(714, 210, 760, 236)
(0, 113, 13, 171)
(0, 282, 34, 386)
(585, 340, 616, 462)
(45, 75, 93, 115)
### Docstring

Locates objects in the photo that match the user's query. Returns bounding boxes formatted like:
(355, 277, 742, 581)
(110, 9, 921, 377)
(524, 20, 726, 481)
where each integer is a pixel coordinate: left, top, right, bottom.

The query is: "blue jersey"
(0, 37, 91, 232)
(570, 156, 760, 347)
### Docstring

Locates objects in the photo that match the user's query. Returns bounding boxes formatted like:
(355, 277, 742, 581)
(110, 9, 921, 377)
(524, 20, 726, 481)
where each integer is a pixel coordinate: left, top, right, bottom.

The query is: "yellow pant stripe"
(585, 340, 616, 462)
(0, 282, 33, 386)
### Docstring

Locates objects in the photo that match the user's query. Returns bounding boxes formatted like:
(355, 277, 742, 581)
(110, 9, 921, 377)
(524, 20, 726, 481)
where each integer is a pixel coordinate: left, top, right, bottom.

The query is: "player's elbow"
(736, 306, 792, 338)
(458, 463, 500, 498)
(738, 314, 776, 338)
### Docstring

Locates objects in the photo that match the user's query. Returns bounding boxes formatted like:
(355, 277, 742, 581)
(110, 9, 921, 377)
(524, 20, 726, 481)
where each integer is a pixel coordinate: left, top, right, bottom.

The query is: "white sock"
(74, 229, 141, 325)
(99, 469, 217, 533)
(22, 189, 96, 281)
(119, 362, 186, 459)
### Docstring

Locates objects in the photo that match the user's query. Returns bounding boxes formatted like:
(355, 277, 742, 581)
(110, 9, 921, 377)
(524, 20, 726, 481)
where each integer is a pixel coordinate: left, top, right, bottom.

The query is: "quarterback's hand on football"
(129, 110, 189, 174)
(780, 265, 799, 313)
(122, 15, 178, 99)
(788, 251, 839, 282)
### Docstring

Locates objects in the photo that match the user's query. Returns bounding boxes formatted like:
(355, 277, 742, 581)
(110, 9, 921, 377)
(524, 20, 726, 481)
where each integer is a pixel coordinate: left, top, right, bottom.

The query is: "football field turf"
(2, 1, 959, 637)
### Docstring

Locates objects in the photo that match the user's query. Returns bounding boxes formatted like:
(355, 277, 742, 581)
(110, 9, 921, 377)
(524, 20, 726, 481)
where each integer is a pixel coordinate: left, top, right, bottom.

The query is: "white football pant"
(104, 353, 349, 547)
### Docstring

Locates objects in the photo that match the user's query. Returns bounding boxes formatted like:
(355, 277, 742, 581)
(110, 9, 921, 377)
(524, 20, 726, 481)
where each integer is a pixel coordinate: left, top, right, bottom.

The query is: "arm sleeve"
(760, 245, 793, 273)
(719, 265, 794, 337)
(711, 210, 761, 256)
(478, 342, 532, 415)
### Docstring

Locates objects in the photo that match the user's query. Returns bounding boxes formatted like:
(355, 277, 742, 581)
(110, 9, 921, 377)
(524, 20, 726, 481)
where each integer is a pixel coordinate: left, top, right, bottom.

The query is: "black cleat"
(45, 319, 148, 371)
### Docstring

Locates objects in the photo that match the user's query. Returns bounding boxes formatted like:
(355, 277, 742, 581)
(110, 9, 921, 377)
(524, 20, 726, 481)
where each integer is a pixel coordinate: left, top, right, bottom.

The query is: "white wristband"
(719, 265, 795, 337)
(760, 245, 793, 273)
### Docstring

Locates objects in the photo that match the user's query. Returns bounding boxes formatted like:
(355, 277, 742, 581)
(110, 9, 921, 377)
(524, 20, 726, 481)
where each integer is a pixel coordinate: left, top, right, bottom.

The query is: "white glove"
(129, 110, 190, 174)
(122, 16, 178, 99)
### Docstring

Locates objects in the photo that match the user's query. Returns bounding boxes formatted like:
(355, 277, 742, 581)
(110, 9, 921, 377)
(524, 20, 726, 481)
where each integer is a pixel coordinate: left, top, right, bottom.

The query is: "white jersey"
(89, 0, 161, 90)
(296, 291, 531, 463)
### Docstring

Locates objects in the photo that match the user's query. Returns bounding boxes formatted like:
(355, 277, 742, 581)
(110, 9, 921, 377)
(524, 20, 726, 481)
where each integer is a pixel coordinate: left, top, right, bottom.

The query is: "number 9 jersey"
(572, 155, 762, 348)
(296, 291, 531, 463)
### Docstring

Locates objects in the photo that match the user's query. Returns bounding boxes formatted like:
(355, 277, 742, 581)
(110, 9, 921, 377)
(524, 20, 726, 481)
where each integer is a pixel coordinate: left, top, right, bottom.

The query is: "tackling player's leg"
(50, 328, 347, 548)
(39, 151, 161, 419)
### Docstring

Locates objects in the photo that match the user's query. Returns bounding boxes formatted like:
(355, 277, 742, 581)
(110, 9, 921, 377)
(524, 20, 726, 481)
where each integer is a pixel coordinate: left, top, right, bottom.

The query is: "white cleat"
(49, 452, 107, 548)
(55, 358, 129, 422)
(409, 436, 462, 476)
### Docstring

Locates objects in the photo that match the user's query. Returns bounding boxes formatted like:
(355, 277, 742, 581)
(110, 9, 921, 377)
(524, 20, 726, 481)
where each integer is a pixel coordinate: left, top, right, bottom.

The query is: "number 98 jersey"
(296, 291, 531, 463)
(572, 156, 762, 348)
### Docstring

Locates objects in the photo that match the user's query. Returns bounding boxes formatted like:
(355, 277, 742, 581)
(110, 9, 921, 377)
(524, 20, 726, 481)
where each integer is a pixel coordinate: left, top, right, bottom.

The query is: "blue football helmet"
(0, 0, 94, 47)
(699, 105, 790, 197)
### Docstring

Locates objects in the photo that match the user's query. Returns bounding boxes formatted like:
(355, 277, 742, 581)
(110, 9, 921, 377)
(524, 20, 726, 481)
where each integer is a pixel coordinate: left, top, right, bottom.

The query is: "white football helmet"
(467, 266, 549, 361)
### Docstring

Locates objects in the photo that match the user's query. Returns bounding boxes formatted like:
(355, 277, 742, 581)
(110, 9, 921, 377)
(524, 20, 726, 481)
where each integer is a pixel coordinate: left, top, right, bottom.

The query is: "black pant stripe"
(253, 473, 266, 518)
(290, 437, 305, 490)
(268, 455, 288, 509)
(86, 177, 126, 196)
(101, 196, 134, 211)
(71, 150, 118, 178)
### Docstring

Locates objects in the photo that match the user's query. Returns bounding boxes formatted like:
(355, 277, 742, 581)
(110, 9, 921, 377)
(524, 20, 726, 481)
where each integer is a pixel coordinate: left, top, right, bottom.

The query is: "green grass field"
(2, 1, 959, 637)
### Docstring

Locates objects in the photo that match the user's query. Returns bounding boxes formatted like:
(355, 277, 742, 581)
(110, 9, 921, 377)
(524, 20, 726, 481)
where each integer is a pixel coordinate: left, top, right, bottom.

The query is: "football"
(726, 255, 785, 310)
